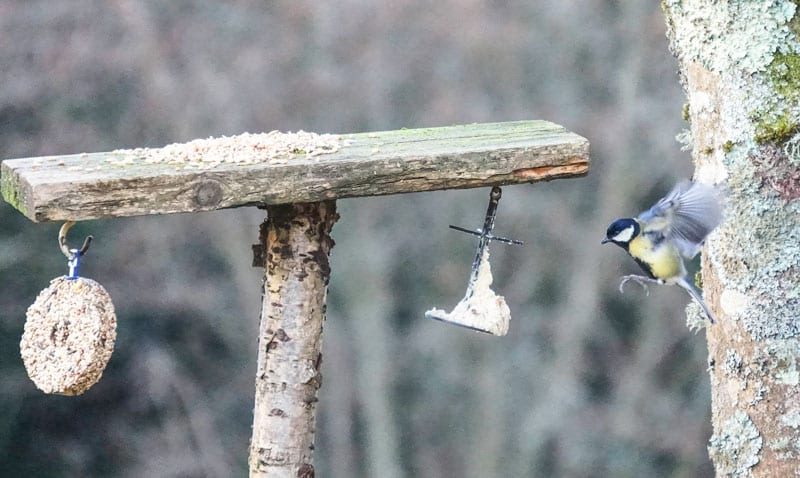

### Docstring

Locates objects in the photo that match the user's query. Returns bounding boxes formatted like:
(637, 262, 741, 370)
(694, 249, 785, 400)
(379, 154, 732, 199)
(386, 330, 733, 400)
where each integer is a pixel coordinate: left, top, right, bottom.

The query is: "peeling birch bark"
(249, 201, 338, 478)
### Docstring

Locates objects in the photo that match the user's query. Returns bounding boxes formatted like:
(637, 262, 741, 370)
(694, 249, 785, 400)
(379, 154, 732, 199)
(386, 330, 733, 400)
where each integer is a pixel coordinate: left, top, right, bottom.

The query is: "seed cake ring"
(21, 276, 117, 395)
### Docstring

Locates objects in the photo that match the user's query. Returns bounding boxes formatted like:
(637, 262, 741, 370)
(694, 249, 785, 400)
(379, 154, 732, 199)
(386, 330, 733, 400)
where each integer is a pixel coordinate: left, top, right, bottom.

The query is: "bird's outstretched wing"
(638, 181, 723, 258)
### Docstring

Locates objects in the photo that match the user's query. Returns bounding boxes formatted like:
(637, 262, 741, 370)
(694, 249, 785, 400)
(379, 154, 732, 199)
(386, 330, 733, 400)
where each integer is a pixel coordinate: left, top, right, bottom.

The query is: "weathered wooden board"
(1, 120, 589, 222)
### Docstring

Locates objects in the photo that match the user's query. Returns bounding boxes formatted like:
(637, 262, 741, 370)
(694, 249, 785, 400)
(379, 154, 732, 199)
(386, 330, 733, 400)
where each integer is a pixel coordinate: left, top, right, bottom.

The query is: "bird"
(601, 180, 723, 323)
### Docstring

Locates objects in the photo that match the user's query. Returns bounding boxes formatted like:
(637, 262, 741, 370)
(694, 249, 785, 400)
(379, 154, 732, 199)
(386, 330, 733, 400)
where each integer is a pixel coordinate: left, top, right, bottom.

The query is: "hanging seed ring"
(20, 276, 117, 395)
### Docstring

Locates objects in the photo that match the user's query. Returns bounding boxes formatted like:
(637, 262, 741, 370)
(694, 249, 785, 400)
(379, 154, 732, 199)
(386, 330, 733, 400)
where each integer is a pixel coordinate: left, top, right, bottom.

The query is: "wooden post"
(249, 201, 337, 477)
(1, 120, 590, 473)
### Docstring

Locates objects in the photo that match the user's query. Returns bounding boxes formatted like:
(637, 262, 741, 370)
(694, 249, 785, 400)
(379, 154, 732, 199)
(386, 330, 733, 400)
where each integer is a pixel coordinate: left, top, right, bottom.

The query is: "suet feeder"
(20, 222, 117, 395)
(425, 186, 522, 336)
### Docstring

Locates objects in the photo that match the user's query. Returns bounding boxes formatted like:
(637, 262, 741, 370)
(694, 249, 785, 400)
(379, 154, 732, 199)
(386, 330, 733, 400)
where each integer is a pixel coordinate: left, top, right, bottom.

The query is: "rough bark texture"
(0, 120, 589, 222)
(249, 201, 338, 478)
(663, 1, 800, 476)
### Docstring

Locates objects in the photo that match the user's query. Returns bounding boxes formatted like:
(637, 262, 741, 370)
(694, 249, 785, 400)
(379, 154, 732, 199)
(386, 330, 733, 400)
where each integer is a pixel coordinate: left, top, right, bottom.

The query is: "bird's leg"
(618, 275, 664, 296)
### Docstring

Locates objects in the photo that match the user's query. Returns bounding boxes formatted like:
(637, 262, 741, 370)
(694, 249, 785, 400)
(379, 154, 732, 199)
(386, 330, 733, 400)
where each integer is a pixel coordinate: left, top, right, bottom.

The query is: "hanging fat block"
(20, 276, 117, 395)
(425, 249, 511, 336)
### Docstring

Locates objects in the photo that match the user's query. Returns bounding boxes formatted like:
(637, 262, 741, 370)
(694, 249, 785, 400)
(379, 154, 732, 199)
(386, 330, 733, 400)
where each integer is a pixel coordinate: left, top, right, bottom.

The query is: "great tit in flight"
(602, 181, 723, 323)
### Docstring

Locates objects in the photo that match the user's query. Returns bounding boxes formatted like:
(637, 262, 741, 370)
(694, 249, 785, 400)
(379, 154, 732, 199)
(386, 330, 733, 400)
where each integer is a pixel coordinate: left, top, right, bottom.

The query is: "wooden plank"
(1, 120, 589, 222)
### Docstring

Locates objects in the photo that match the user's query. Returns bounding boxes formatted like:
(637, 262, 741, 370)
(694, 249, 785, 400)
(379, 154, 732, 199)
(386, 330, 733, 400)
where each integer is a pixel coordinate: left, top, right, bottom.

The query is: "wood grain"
(1, 120, 589, 222)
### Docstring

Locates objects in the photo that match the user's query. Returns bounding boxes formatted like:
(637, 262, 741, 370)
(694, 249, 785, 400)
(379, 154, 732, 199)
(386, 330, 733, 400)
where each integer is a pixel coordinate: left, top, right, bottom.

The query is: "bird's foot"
(618, 275, 663, 296)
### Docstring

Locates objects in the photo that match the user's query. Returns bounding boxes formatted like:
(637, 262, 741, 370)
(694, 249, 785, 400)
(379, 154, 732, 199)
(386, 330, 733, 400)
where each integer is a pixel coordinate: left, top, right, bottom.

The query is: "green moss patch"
(754, 110, 799, 144)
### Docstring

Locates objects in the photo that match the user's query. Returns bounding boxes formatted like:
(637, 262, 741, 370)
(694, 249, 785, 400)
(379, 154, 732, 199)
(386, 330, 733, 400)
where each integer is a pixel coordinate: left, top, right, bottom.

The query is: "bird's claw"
(618, 275, 653, 296)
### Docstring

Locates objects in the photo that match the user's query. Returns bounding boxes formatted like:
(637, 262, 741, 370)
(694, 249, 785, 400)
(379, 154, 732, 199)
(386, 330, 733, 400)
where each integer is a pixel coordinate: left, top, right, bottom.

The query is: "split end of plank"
(513, 160, 588, 181)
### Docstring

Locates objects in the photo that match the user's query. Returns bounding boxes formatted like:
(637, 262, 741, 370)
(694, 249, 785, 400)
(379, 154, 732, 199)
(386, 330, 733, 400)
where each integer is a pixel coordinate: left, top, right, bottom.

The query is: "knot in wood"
(193, 179, 224, 207)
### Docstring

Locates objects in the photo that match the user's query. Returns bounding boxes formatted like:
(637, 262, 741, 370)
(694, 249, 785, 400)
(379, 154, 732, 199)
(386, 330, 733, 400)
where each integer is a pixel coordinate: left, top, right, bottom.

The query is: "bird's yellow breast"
(628, 234, 683, 281)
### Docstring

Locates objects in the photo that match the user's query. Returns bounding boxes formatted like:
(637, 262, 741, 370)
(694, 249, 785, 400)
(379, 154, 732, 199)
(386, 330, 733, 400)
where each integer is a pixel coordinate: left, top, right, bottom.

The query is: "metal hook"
(448, 187, 524, 245)
(449, 186, 523, 298)
(59, 221, 93, 259)
(59, 221, 93, 279)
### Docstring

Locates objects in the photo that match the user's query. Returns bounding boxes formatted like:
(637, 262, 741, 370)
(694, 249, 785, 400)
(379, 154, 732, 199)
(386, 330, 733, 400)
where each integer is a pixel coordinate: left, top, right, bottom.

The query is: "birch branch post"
(249, 201, 337, 477)
(1, 120, 590, 476)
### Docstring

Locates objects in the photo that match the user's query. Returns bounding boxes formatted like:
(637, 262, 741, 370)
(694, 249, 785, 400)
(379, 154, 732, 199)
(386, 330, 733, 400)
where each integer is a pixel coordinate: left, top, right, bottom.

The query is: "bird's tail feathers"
(677, 277, 715, 324)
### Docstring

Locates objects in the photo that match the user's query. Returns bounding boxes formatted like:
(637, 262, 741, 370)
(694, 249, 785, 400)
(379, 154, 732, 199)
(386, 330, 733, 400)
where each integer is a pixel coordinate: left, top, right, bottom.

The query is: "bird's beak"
(601, 238, 610, 245)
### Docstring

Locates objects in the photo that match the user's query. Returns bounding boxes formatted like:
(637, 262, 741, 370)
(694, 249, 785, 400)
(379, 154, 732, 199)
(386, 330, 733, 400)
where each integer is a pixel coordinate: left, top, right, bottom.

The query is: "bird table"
(1, 120, 590, 477)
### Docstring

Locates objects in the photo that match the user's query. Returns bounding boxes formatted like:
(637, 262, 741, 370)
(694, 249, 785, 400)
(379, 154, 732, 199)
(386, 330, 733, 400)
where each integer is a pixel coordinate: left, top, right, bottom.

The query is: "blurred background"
(0, 1, 713, 477)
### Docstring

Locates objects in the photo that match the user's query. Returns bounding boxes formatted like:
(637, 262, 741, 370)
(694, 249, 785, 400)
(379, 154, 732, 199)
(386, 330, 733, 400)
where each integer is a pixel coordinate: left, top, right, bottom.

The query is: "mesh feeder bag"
(20, 276, 117, 395)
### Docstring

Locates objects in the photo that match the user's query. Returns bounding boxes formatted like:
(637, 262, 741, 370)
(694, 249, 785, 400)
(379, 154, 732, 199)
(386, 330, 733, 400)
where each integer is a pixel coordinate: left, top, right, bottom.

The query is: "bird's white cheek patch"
(612, 226, 635, 243)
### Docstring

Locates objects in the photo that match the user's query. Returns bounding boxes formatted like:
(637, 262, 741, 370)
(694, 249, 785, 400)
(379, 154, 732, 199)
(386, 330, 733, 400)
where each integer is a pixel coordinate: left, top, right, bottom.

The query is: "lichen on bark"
(709, 411, 763, 478)
(664, 0, 800, 476)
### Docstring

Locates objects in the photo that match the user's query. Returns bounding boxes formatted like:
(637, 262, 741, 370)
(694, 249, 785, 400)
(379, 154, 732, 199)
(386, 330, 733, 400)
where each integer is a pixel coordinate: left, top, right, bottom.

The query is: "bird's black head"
(602, 218, 639, 247)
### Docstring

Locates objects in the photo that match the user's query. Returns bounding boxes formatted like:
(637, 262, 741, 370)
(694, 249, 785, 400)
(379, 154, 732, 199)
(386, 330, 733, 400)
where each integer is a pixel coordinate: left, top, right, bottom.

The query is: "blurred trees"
(1, 2, 714, 477)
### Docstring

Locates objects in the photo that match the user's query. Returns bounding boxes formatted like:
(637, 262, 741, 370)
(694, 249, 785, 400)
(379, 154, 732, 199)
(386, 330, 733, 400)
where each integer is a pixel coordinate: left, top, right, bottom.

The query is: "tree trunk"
(249, 201, 338, 478)
(663, 1, 800, 476)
